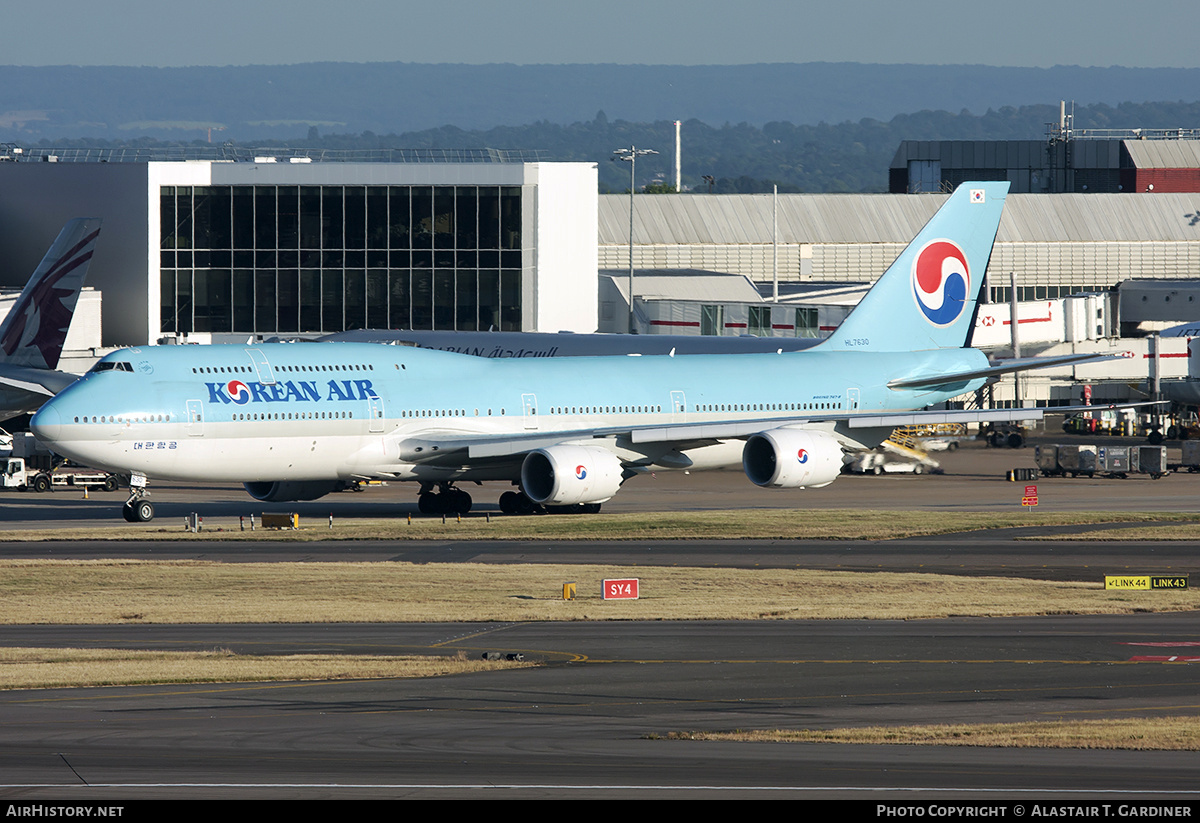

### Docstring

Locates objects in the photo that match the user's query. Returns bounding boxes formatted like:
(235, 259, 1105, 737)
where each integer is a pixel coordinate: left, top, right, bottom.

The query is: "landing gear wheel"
(134, 500, 154, 522)
(122, 478, 152, 523)
(499, 491, 519, 515)
(418, 486, 473, 515)
(449, 488, 472, 514)
(499, 490, 539, 515)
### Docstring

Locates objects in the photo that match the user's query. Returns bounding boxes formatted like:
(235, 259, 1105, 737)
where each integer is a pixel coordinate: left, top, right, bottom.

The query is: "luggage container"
(1058, 444, 1098, 477)
(1033, 443, 1164, 479)
(1180, 441, 1200, 472)
(1096, 446, 1130, 477)
(1034, 444, 1060, 476)
(1133, 446, 1169, 479)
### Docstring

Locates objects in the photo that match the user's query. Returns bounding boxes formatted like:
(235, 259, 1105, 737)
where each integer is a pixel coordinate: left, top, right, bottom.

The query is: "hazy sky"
(4, 0, 1200, 68)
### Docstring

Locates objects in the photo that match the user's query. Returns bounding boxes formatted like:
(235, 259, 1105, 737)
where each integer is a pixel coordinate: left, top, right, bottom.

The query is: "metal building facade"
(890, 137, 1200, 194)
(598, 191, 1200, 304)
(0, 159, 598, 346)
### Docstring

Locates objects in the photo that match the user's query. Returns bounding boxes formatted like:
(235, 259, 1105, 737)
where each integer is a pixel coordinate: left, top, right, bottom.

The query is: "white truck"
(2, 456, 119, 492)
(1, 432, 119, 492)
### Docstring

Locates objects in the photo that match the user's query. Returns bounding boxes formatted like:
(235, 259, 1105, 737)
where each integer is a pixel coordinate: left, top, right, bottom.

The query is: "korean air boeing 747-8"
(31, 182, 1089, 522)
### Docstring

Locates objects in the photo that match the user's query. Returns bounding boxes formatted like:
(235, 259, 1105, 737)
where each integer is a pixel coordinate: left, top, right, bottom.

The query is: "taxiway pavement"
(0, 439, 1197, 799)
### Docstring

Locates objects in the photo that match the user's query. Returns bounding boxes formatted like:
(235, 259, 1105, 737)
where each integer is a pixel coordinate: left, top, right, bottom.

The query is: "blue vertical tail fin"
(817, 181, 1008, 352)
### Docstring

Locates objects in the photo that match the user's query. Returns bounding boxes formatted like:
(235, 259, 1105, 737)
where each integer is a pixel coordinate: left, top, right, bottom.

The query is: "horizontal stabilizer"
(0, 363, 79, 396)
(850, 400, 1165, 430)
(888, 351, 1125, 391)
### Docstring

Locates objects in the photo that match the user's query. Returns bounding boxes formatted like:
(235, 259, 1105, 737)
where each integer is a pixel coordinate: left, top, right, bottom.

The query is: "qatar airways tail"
(0, 219, 101, 421)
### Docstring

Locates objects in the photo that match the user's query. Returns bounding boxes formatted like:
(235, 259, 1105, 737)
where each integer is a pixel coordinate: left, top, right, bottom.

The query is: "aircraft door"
(671, 390, 686, 423)
(185, 399, 204, 436)
(846, 388, 860, 411)
(522, 393, 538, 430)
(246, 348, 277, 385)
(368, 394, 385, 433)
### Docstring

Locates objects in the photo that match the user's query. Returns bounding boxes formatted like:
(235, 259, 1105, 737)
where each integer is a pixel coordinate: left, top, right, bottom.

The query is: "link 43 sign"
(603, 578, 640, 600)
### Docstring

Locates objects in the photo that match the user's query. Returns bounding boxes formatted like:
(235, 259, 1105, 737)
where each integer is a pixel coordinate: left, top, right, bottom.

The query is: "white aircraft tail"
(0, 218, 102, 370)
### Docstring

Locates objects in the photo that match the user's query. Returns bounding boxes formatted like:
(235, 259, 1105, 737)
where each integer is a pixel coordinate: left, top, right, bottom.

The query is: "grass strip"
(1027, 524, 1200, 541)
(1, 559, 1196, 624)
(674, 717, 1200, 750)
(4, 510, 1199, 543)
(0, 646, 529, 690)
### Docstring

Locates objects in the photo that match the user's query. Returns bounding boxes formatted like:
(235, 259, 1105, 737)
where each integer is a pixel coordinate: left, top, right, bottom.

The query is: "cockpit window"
(91, 361, 134, 373)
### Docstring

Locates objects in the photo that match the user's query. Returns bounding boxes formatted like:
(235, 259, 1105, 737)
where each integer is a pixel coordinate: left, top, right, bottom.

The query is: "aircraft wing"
(420, 398, 1164, 463)
(417, 412, 989, 463)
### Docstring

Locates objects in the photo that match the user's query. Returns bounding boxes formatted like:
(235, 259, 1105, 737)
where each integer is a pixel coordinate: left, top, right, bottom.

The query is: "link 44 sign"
(603, 578, 639, 600)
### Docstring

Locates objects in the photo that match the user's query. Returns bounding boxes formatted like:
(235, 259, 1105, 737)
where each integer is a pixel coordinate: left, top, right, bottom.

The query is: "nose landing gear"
(121, 473, 154, 522)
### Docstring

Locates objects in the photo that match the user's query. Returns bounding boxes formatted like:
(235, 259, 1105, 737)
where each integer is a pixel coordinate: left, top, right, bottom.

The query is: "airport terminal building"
(598, 190, 1200, 307)
(0, 153, 598, 347)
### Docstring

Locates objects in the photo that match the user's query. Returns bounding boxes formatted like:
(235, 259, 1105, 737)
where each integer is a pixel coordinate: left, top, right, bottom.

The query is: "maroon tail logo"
(0, 223, 100, 370)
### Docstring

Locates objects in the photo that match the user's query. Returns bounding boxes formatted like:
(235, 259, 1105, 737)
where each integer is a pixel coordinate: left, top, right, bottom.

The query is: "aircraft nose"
(30, 404, 62, 443)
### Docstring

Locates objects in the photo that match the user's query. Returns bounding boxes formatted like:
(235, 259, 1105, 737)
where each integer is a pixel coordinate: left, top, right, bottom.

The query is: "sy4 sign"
(603, 578, 639, 600)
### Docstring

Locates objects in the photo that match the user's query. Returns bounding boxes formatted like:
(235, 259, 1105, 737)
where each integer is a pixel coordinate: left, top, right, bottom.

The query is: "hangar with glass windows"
(0, 155, 597, 347)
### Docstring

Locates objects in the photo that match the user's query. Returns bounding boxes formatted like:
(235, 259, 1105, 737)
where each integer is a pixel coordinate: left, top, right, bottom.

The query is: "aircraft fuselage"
(31, 341, 989, 484)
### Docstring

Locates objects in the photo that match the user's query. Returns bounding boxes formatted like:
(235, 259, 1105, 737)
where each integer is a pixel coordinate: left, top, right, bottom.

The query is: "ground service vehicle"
(2, 456, 118, 492)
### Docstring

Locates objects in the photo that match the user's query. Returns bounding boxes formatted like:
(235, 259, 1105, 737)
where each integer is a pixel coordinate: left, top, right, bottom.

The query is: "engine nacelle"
(521, 445, 625, 506)
(742, 429, 844, 489)
(243, 480, 342, 503)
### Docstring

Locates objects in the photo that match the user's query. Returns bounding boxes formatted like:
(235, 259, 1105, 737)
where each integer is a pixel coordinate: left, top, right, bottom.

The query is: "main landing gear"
(498, 490, 601, 516)
(415, 484, 602, 516)
(417, 482, 472, 515)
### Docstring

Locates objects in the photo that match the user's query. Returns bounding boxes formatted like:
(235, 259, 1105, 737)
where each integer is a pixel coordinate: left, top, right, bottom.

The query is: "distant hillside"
(44, 100, 1196, 194)
(372, 101, 1200, 192)
(4, 62, 1200, 142)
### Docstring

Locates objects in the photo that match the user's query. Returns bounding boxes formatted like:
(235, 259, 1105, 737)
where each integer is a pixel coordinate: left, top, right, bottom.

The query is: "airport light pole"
(614, 146, 657, 334)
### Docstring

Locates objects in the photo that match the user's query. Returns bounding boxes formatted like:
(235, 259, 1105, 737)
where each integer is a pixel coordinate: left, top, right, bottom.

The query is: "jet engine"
(243, 480, 343, 503)
(742, 429, 844, 489)
(520, 445, 626, 506)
